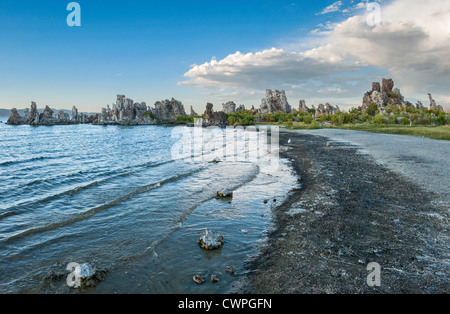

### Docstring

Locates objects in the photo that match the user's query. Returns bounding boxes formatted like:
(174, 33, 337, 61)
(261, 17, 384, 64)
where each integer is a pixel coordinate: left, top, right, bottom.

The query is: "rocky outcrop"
(236, 104, 246, 113)
(98, 95, 156, 125)
(24, 102, 40, 124)
(7, 102, 96, 125)
(298, 100, 310, 113)
(362, 78, 405, 111)
(6, 109, 23, 125)
(260, 89, 291, 114)
(153, 98, 186, 122)
(203, 103, 228, 127)
(56, 111, 70, 122)
(315, 103, 340, 115)
(428, 94, 437, 110)
(39, 106, 55, 125)
(222, 101, 237, 114)
(71, 106, 78, 123)
(190, 106, 198, 117)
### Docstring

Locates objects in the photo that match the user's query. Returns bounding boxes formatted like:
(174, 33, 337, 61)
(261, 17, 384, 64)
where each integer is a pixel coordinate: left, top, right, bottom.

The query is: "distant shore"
(233, 130, 449, 294)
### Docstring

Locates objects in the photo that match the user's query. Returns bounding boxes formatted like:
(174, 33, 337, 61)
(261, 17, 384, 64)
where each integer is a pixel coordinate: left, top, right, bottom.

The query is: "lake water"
(0, 122, 297, 293)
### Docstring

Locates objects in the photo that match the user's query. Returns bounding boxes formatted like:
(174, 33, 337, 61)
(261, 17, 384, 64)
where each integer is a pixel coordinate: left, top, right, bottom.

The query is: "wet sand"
(233, 131, 449, 294)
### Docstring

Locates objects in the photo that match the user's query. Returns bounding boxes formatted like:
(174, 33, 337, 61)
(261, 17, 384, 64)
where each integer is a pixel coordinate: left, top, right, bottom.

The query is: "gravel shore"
(233, 130, 449, 294)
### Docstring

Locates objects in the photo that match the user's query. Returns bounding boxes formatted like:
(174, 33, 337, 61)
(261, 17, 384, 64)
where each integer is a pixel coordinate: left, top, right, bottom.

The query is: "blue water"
(0, 122, 297, 293)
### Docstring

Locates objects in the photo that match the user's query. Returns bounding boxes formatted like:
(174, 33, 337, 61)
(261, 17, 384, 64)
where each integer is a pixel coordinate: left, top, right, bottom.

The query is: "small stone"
(210, 275, 220, 283)
(225, 266, 234, 276)
(198, 229, 224, 250)
(210, 157, 221, 163)
(193, 274, 204, 285)
(217, 190, 233, 198)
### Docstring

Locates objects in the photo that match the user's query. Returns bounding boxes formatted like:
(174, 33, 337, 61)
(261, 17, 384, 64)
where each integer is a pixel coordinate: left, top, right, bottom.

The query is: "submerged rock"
(210, 275, 220, 283)
(217, 189, 233, 198)
(193, 274, 205, 285)
(198, 229, 224, 250)
(67, 262, 108, 288)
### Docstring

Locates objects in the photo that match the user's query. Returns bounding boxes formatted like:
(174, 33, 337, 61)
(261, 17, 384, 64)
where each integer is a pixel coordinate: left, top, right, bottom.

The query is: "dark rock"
(198, 229, 224, 250)
(203, 103, 228, 128)
(6, 108, 23, 125)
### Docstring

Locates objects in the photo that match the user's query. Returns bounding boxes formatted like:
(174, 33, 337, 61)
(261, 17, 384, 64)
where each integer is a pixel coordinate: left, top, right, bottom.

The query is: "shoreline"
(232, 130, 449, 294)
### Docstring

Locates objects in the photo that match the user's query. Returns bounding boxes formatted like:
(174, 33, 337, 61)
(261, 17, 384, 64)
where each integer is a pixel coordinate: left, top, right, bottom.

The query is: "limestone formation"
(190, 106, 198, 117)
(98, 95, 157, 125)
(428, 94, 437, 110)
(6, 101, 99, 126)
(23, 102, 40, 124)
(222, 101, 237, 114)
(71, 106, 78, 123)
(38, 106, 56, 125)
(362, 78, 405, 111)
(203, 103, 228, 127)
(315, 103, 340, 115)
(298, 100, 310, 113)
(235, 104, 246, 113)
(153, 98, 186, 122)
(260, 89, 291, 114)
(382, 78, 394, 95)
(6, 108, 23, 125)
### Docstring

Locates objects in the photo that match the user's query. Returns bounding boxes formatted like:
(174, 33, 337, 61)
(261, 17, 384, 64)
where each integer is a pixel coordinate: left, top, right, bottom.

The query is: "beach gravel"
(233, 130, 449, 294)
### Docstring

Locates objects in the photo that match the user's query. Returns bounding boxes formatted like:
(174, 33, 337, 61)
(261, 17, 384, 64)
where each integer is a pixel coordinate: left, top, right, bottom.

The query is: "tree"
(366, 103, 379, 116)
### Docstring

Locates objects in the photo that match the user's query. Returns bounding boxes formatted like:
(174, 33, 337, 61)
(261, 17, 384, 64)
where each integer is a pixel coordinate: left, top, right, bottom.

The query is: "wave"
(1, 167, 204, 244)
(0, 158, 180, 218)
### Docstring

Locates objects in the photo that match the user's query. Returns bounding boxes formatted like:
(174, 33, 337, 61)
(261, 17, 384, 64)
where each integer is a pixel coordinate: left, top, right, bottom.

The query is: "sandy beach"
(234, 129, 449, 294)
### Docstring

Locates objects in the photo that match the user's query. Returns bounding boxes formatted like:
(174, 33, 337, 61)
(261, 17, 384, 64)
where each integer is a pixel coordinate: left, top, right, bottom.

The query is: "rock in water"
(68, 262, 108, 288)
(217, 189, 233, 198)
(6, 108, 23, 125)
(153, 98, 186, 122)
(193, 274, 205, 285)
(198, 229, 224, 250)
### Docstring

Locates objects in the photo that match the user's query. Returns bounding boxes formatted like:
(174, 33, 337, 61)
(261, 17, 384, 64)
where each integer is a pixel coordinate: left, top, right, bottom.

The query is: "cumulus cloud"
(316, 1, 343, 15)
(179, 48, 360, 91)
(179, 0, 450, 106)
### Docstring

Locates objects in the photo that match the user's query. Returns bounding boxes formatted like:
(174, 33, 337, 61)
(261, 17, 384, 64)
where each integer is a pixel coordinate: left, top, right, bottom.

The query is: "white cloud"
(316, 1, 343, 15)
(179, 0, 450, 107)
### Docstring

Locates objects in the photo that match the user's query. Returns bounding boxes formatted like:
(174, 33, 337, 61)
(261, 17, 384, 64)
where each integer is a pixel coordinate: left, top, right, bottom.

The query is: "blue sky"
(0, 0, 448, 112)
